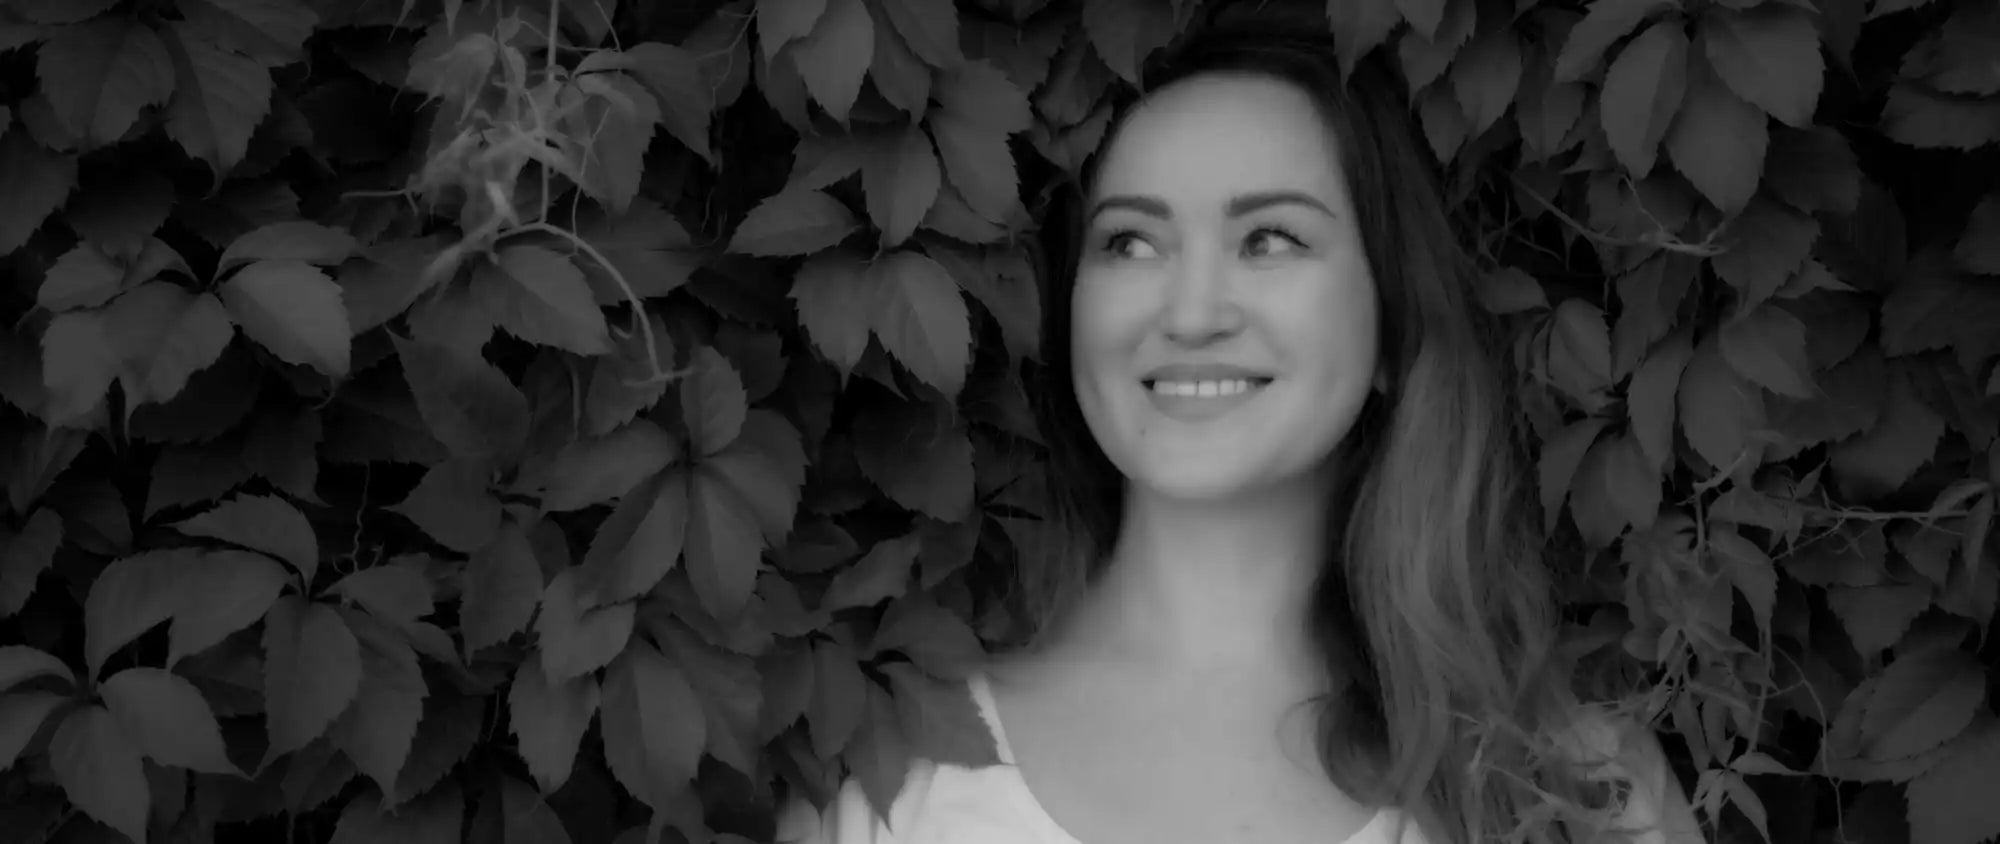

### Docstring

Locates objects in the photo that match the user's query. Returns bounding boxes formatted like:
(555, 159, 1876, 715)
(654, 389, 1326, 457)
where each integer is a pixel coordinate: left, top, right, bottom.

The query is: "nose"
(1159, 244, 1242, 346)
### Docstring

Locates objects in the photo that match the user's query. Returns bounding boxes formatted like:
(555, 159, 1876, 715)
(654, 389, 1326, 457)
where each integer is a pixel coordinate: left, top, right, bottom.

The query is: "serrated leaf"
(868, 3, 931, 115)
(328, 610, 428, 797)
(1452, 32, 1523, 137)
(868, 250, 971, 398)
(863, 124, 942, 248)
(509, 659, 599, 794)
(0, 692, 67, 772)
(853, 399, 975, 521)
(1880, 83, 2000, 151)
(1957, 194, 2000, 274)
(1712, 200, 1818, 311)
(564, 72, 658, 215)
(686, 466, 766, 619)
(872, 593, 984, 676)
(1906, 717, 2000, 844)
(36, 18, 175, 146)
(37, 243, 128, 311)
(163, 20, 274, 178)
(931, 244, 1040, 362)
(809, 639, 867, 758)
(392, 334, 531, 464)
(100, 667, 237, 774)
(102, 283, 235, 407)
(1880, 252, 2000, 361)
(1628, 328, 1693, 472)
(1325, 0, 1401, 78)
(577, 471, 688, 607)
(622, 43, 715, 163)
(791, 0, 873, 123)
(728, 188, 860, 256)
(1571, 431, 1660, 545)
(1827, 583, 1933, 655)
(1678, 336, 1765, 471)
(1556, 0, 1673, 81)
(756, 0, 826, 60)
(461, 519, 544, 657)
(1859, 648, 1985, 761)
(481, 245, 612, 355)
(83, 550, 195, 679)
(391, 458, 502, 553)
(0, 645, 73, 694)
(180, 0, 319, 66)
(1082, 0, 1177, 83)
(263, 596, 362, 761)
(330, 782, 463, 844)
(705, 411, 806, 541)
(928, 110, 1018, 225)
(0, 130, 78, 255)
(1665, 55, 1768, 214)
(1601, 21, 1687, 178)
(39, 309, 119, 426)
(600, 640, 705, 808)
(174, 493, 319, 585)
(1547, 298, 1614, 404)
(1719, 306, 1815, 398)
(1398, 0, 1475, 94)
(535, 569, 635, 685)
(1765, 126, 1860, 215)
(50, 706, 149, 842)
(882, 663, 1000, 766)
(875, 0, 961, 67)
(167, 549, 288, 665)
(1710, 527, 1777, 634)
(1830, 379, 1944, 498)
(329, 565, 435, 626)
(824, 533, 919, 611)
(220, 221, 357, 274)
(1701, 6, 1823, 127)
(851, 680, 911, 823)
(791, 250, 874, 378)
(221, 260, 352, 377)
(528, 421, 679, 512)
(0, 510, 63, 619)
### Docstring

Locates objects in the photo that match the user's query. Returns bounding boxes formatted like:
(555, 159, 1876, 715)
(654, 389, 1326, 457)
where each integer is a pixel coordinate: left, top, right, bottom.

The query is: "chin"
(1123, 461, 1273, 503)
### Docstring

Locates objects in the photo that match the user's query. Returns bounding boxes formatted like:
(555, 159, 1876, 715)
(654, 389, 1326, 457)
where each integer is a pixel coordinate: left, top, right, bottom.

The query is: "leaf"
(0, 510, 63, 619)
(0, 645, 72, 694)
(461, 519, 544, 657)
(564, 72, 658, 215)
(38, 243, 128, 311)
(600, 640, 706, 808)
(704, 411, 806, 542)
(790, 250, 874, 378)
(174, 493, 319, 585)
(179, 0, 319, 66)
(868, 250, 972, 398)
(1827, 583, 1933, 655)
(220, 221, 358, 273)
(36, 18, 175, 146)
(1325, 0, 1402, 78)
(102, 283, 235, 407)
(534, 569, 635, 685)
(1082, 0, 1177, 83)
(863, 124, 942, 248)
(1906, 717, 2000, 844)
(328, 611, 428, 798)
(0, 692, 67, 772)
(1709, 528, 1776, 635)
(875, 0, 961, 67)
(1880, 83, 2000, 150)
(509, 660, 600, 793)
(83, 550, 193, 679)
(1880, 253, 2000, 360)
(330, 782, 463, 844)
(623, 43, 715, 163)
(528, 421, 679, 511)
(1701, 6, 1823, 127)
(0, 130, 78, 255)
(1571, 432, 1660, 545)
(572, 201, 700, 304)
(1628, 328, 1694, 471)
(483, 245, 611, 355)
(809, 639, 867, 758)
(167, 549, 288, 665)
(882, 663, 1001, 767)
(871, 594, 985, 676)
(791, 0, 873, 123)
(1957, 194, 2000, 275)
(39, 309, 119, 425)
(683, 346, 748, 456)
(1547, 298, 1615, 404)
(1859, 648, 1985, 760)
(1451, 31, 1524, 136)
(1764, 125, 1860, 216)
(928, 111, 1018, 225)
(1718, 306, 1816, 398)
(1664, 56, 1768, 214)
(221, 260, 352, 377)
(727, 188, 860, 256)
(1711, 200, 1818, 311)
(393, 334, 531, 464)
(931, 244, 1040, 362)
(577, 471, 688, 607)
(1556, 0, 1673, 82)
(823, 533, 920, 611)
(163, 20, 274, 177)
(1677, 336, 1765, 471)
(329, 565, 436, 626)
(1830, 379, 1944, 498)
(756, 0, 826, 60)
(49, 706, 149, 842)
(263, 596, 363, 761)
(851, 680, 911, 823)
(686, 465, 767, 619)
(1600, 21, 1687, 178)
(391, 458, 502, 553)
(100, 667, 237, 774)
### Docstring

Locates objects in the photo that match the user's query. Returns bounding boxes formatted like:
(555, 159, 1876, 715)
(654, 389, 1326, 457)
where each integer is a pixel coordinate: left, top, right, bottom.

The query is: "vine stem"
(1510, 176, 1727, 258)
(503, 221, 687, 386)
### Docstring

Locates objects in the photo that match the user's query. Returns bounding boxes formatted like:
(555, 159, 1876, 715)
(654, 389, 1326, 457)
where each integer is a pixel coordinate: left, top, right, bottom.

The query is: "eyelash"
(1098, 227, 1307, 258)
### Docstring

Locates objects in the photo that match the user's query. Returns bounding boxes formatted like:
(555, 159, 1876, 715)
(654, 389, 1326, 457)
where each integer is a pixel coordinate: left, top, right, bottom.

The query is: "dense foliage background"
(0, 0, 1995, 841)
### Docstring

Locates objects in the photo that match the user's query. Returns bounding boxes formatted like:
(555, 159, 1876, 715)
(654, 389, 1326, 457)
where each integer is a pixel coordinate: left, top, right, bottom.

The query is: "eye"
(1101, 230, 1162, 260)
(1243, 226, 1305, 259)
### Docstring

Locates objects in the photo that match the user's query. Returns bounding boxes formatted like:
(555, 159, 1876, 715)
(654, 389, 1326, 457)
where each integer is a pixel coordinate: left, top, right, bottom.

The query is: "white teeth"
(1149, 379, 1259, 397)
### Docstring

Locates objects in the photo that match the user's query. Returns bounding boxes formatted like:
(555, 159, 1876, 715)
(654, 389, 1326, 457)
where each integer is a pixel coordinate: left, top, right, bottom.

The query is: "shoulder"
(1549, 706, 1707, 844)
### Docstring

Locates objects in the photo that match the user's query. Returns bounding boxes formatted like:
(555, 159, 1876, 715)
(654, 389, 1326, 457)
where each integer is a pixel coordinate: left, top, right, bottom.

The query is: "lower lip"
(1143, 382, 1270, 422)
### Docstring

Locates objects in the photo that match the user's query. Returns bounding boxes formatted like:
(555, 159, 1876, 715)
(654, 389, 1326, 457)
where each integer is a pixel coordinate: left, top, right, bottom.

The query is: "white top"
(787, 672, 1426, 844)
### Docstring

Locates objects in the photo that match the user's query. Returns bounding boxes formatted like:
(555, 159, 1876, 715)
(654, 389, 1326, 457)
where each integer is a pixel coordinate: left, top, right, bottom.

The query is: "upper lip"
(1141, 364, 1275, 384)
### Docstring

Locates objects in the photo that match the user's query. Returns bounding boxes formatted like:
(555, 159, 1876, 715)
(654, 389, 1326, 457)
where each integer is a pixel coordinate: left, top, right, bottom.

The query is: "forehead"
(1090, 72, 1347, 205)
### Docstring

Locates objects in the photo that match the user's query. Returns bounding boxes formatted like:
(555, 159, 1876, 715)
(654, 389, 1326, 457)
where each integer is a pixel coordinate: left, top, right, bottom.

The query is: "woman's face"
(1071, 71, 1381, 503)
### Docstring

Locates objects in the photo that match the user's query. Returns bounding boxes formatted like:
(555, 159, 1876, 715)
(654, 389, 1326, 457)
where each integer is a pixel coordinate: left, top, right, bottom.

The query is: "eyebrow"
(1086, 190, 1338, 224)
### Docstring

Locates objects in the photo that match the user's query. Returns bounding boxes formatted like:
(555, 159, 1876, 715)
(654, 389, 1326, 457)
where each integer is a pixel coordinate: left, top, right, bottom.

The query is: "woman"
(792, 16, 1703, 844)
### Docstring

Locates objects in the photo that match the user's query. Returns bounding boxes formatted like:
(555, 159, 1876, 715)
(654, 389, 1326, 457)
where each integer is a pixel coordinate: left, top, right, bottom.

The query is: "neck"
(1067, 473, 1333, 685)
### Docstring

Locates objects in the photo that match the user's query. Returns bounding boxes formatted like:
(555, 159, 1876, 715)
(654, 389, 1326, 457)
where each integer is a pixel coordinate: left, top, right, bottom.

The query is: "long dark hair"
(1013, 13, 1627, 844)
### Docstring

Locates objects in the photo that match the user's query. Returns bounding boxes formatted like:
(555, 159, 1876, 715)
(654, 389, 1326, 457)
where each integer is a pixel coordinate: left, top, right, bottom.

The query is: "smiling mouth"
(1142, 377, 1274, 398)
